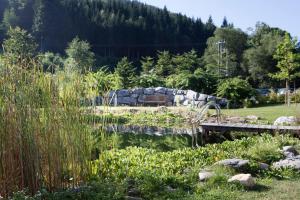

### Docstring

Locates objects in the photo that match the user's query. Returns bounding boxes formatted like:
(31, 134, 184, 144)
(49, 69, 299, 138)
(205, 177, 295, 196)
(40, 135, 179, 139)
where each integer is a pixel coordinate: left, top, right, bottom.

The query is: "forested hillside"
(0, 0, 215, 58)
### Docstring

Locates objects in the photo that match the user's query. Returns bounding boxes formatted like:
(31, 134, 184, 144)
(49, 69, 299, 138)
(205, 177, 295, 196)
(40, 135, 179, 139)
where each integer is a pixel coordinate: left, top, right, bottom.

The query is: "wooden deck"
(200, 123, 300, 135)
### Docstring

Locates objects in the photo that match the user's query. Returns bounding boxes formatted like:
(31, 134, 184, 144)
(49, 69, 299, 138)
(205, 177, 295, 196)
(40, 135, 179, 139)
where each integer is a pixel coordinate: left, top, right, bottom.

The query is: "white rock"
(228, 174, 255, 187)
(199, 171, 214, 182)
(274, 116, 298, 126)
(186, 90, 199, 100)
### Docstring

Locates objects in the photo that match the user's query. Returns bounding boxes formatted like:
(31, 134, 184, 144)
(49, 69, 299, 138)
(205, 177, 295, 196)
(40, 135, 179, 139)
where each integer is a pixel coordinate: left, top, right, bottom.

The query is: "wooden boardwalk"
(200, 123, 300, 135)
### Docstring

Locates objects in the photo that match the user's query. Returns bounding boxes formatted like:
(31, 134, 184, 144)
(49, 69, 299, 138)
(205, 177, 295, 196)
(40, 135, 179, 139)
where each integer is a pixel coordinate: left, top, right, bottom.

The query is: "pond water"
(94, 124, 205, 151)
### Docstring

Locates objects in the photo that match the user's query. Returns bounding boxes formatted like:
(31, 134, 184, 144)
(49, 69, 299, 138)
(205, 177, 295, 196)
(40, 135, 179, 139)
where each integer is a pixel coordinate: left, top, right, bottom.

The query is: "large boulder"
(274, 116, 298, 126)
(154, 87, 167, 94)
(215, 158, 249, 170)
(166, 88, 176, 96)
(273, 158, 300, 170)
(228, 174, 255, 187)
(144, 88, 154, 95)
(282, 146, 299, 158)
(118, 97, 137, 105)
(207, 95, 216, 102)
(186, 90, 199, 100)
(198, 94, 208, 101)
(132, 88, 144, 95)
(137, 95, 146, 103)
(118, 89, 131, 97)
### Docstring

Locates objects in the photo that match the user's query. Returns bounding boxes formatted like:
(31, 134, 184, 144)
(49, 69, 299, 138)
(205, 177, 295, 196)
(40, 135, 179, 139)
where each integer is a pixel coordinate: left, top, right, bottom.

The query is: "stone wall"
(105, 87, 227, 107)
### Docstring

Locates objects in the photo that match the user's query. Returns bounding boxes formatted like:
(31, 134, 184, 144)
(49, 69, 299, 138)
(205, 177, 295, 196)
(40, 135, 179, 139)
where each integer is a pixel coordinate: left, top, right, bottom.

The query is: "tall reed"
(0, 57, 93, 197)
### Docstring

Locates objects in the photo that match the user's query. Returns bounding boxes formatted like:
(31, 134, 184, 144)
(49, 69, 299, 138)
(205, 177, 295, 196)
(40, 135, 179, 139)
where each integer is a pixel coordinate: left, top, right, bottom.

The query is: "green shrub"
(217, 78, 255, 108)
(246, 138, 283, 164)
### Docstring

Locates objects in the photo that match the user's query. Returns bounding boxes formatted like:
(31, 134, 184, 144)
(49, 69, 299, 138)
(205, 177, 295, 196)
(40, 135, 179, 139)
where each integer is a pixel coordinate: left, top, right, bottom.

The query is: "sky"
(138, 0, 300, 38)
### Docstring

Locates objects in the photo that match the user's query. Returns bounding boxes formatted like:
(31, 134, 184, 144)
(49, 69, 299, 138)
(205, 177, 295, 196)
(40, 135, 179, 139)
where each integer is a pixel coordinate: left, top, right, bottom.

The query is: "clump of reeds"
(0, 56, 93, 197)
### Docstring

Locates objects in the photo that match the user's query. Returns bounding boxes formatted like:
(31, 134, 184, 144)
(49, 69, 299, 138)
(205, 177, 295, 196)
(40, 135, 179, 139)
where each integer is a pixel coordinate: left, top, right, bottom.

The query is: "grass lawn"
(236, 179, 300, 200)
(222, 104, 300, 122)
(95, 104, 300, 124)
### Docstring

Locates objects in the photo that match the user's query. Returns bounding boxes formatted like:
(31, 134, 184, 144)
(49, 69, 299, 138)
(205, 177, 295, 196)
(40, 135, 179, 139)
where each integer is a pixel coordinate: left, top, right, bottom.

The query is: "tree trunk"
(286, 79, 290, 106)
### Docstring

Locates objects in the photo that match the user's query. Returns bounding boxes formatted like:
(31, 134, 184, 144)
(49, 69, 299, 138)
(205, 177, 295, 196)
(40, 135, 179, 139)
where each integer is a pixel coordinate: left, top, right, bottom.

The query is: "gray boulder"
(258, 162, 269, 170)
(118, 89, 130, 97)
(176, 90, 185, 95)
(144, 88, 154, 95)
(154, 87, 167, 94)
(186, 90, 199, 100)
(207, 95, 216, 102)
(118, 97, 137, 105)
(132, 88, 144, 95)
(273, 158, 300, 170)
(183, 99, 190, 106)
(274, 116, 298, 126)
(215, 158, 249, 169)
(198, 94, 208, 101)
(167, 89, 176, 95)
(137, 95, 146, 103)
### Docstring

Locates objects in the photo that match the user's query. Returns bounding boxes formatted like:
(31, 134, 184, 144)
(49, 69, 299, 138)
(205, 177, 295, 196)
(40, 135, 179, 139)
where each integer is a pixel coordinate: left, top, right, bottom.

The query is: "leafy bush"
(246, 140, 283, 164)
(92, 135, 299, 199)
(217, 78, 255, 107)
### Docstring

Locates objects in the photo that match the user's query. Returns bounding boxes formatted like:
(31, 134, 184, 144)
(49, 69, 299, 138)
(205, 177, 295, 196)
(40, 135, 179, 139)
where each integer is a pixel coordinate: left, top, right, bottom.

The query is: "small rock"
(199, 171, 214, 182)
(246, 115, 259, 121)
(228, 174, 255, 187)
(274, 116, 298, 126)
(215, 158, 249, 170)
(258, 162, 269, 170)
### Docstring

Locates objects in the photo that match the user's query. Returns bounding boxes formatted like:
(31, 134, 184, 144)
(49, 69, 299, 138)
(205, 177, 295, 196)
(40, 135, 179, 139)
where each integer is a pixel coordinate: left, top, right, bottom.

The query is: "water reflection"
(104, 124, 203, 148)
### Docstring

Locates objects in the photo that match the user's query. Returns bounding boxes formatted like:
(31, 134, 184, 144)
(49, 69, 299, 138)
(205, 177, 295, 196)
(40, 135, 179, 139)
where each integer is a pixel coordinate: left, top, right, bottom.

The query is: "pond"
(93, 124, 209, 152)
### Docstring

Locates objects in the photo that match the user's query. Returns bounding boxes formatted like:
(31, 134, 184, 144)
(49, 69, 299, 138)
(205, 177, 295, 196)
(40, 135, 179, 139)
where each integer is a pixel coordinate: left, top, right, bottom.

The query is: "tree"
(154, 51, 174, 77)
(270, 33, 300, 106)
(114, 57, 137, 88)
(203, 27, 248, 78)
(173, 49, 201, 73)
(221, 17, 228, 28)
(141, 56, 154, 73)
(3, 26, 37, 64)
(2, 8, 19, 29)
(65, 37, 95, 73)
(242, 23, 285, 87)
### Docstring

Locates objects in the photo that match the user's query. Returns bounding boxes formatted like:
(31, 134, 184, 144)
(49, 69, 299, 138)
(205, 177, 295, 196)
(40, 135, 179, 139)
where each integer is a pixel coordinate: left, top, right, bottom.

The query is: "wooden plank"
(200, 123, 300, 133)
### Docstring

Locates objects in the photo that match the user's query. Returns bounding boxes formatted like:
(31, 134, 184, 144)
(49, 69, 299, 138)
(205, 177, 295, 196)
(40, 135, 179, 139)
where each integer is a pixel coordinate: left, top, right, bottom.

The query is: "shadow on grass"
(247, 184, 271, 192)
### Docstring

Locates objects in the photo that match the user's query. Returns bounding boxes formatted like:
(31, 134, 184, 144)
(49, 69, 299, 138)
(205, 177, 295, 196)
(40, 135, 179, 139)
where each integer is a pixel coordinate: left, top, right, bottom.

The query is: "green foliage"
(84, 68, 122, 98)
(93, 135, 299, 199)
(173, 49, 201, 73)
(203, 27, 248, 78)
(141, 56, 155, 73)
(271, 33, 300, 83)
(65, 37, 95, 73)
(114, 57, 137, 88)
(3, 26, 37, 64)
(246, 138, 283, 164)
(154, 51, 174, 77)
(40, 52, 64, 73)
(242, 23, 285, 87)
(217, 78, 254, 107)
(2, 8, 19, 29)
(136, 72, 164, 88)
